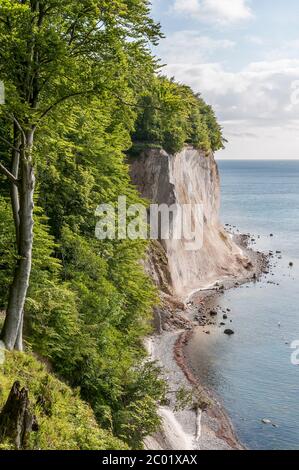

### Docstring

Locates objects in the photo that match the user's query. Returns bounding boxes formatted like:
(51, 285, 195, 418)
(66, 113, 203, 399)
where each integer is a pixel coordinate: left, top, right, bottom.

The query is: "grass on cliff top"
(0, 352, 127, 450)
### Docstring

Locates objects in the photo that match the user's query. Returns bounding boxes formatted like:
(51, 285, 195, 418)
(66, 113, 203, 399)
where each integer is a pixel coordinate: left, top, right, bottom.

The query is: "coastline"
(145, 232, 268, 451)
(174, 330, 243, 450)
(145, 331, 237, 450)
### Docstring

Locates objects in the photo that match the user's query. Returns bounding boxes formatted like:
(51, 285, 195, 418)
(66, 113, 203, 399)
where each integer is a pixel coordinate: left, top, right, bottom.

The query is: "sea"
(186, 160, 299, 450)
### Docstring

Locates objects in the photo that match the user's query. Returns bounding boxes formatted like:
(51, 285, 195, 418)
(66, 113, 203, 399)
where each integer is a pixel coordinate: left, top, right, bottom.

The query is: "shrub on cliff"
(132, 76, 225, 154)
(0, 352, 126, 450)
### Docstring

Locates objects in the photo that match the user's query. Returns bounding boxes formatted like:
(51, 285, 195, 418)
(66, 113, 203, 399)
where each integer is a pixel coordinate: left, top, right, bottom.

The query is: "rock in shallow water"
(261, 418, 272, 425)
(224, 329, 235, 336)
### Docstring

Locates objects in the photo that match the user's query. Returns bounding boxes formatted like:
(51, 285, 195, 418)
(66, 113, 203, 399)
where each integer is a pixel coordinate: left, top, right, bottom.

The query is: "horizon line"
(216, 158, 299, 161)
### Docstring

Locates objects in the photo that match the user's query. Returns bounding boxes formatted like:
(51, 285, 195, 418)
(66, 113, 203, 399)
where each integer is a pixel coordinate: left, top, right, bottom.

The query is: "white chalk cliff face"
(130, 146, 251, 298)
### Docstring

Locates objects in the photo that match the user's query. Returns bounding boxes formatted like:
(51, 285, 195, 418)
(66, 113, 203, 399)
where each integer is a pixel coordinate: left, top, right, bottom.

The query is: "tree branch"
(12, 117, 26, 143)
(37, 89, 96, 123)
(69, 21, 104, 51)
(0, 109, 27, 143)
(0, 161, 19, 185)
(0, 135, 21, 154)
(113, 93, 162, 111)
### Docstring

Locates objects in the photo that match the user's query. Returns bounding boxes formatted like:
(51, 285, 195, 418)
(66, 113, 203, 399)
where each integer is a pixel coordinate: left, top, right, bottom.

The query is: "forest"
(0, 0, 223, 450)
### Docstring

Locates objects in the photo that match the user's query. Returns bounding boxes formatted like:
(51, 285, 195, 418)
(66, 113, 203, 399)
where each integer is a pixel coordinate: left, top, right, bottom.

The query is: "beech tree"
(0, 0, 161, 350)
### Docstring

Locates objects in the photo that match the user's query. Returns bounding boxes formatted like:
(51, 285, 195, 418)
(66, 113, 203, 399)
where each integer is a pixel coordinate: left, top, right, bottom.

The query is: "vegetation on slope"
(0, 0, 224, 450)
(0, 96, 167, 448)
(0, 352, 127, 450)
(131, 76, 225, 154)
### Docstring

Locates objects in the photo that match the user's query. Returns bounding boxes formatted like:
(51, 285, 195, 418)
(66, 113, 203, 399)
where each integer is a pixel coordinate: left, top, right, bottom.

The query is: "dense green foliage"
(132, 76, 225, 154)
(0, 97, 166, 448)
(0, 352, 127, 450)
(0, 0, 166, 449)
(0, 0, 224, 450)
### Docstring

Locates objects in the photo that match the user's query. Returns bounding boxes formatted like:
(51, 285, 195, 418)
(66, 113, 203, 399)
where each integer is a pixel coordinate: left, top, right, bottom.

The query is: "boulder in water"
(224, 329, 234, 336)
(261, 418, 272, 425)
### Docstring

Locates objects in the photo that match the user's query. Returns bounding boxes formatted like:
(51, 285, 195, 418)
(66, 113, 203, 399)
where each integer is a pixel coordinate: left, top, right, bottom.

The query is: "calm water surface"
(186, 160, 299, 450)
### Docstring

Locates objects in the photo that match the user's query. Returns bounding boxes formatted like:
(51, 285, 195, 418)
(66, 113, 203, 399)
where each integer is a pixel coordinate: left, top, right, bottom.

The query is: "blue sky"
(150, 0, 299, 159)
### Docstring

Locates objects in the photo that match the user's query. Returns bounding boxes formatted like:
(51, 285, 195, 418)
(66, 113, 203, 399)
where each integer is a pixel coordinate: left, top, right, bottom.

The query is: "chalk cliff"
(130, 146, 253, 299)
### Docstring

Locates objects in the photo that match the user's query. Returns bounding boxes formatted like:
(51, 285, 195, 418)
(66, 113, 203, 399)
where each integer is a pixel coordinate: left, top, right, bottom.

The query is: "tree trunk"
(14, 312, 24, 352)
(10, 123, 21, 246)
(0, 381, 38, 449)
(1, 130, 35, 351)
(9, 125, 23, 352)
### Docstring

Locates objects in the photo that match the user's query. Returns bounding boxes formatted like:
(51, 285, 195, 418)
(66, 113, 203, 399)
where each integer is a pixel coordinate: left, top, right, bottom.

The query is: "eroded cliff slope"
(130, 146, 253, 299)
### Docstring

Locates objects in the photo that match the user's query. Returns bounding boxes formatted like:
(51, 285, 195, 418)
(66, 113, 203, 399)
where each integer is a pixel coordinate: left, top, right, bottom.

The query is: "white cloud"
(152, 1, 299, 158)
(158, 31, 235, 65)
(161, 57, 299, 158)
(216, 120, 299, 159)
(163, 59, 299, 121)
(173, 0, 253, 24)
(264, 38, 299, 62)
(246, 35, 265, 46)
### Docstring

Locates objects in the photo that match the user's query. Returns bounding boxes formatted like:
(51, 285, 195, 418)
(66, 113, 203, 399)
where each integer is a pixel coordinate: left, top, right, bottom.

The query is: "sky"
(150, 0, 299, 159)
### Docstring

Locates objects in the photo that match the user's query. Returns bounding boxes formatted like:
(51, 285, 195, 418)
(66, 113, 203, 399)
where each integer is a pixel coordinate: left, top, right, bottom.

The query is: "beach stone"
(224, 329, 234, 336)
(210, 310, 218, 316)
(223, 314, 228, 320)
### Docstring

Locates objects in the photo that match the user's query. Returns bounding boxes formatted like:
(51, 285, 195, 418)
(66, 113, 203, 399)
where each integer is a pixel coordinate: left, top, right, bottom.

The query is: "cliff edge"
(130, 146, 253, 300)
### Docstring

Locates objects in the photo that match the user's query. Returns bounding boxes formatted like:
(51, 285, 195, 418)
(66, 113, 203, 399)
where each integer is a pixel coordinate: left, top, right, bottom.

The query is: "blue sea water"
(186, 160, 299, 450)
